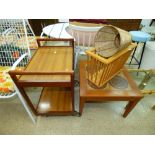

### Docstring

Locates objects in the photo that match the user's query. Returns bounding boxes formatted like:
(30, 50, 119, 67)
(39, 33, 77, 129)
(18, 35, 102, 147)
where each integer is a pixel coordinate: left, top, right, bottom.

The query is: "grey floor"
(0, 64, 155, 135)
(0, 42, 155, 135)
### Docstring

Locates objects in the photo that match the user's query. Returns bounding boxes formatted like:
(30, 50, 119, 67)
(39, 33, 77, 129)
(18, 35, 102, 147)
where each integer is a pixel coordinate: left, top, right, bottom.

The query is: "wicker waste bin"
(86, 43, 137, 88)
(94, 25, 132, 58)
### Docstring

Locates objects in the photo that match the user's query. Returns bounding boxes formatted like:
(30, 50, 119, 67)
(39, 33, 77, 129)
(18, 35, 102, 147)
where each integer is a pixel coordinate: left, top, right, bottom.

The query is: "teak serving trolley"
(9, 38, 75, 116)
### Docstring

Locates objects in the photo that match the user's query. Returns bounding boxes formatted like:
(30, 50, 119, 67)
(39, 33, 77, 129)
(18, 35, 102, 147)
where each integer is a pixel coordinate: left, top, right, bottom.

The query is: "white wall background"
(141, 19, 153, 26)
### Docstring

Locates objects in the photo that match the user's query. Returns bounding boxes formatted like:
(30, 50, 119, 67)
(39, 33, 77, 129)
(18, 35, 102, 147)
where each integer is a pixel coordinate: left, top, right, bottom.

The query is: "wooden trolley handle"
(36, 38, 74, 47)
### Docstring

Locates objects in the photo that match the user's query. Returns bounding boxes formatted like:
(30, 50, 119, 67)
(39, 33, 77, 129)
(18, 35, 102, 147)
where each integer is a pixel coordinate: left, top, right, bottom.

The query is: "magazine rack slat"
(86, 43, 137, 88)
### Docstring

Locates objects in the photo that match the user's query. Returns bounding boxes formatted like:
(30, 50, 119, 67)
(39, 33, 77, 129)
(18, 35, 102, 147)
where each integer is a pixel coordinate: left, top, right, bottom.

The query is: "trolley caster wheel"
(72, 111, 79, 116)
(77, 112, 81, 117)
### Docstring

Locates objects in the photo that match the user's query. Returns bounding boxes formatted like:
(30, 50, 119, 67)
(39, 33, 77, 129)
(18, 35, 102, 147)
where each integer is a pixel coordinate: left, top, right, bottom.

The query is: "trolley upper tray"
(19, 46, 73, 82)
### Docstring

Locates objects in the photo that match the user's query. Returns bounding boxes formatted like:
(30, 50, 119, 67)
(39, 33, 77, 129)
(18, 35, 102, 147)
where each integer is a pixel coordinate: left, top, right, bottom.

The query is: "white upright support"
(0, 19, 37, 123)
(22, 19, 31, 58)
(15, 85, 37, 124)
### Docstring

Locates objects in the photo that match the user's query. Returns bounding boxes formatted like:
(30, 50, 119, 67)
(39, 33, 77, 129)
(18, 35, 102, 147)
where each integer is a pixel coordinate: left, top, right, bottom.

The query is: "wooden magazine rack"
(86, 43, 137, 88)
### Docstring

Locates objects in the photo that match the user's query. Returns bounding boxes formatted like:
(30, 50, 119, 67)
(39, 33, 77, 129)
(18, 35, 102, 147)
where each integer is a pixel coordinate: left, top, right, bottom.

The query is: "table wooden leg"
(79, 97, 85, 116)
(124, 101, 131, 110)
(123, 100, 139, 118)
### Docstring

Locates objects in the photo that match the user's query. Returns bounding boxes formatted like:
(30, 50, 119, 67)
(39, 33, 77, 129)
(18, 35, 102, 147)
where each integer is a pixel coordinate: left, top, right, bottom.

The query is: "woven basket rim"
(94, 25, 131, 58)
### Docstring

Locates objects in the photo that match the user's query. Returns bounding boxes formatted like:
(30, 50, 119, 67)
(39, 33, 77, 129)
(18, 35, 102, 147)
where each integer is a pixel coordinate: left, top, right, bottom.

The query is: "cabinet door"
(107, 19, 142, 31)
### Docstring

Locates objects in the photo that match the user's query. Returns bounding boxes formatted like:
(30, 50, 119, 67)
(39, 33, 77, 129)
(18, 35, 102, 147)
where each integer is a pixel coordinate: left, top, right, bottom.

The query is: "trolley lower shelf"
(37, 87, 73, 115)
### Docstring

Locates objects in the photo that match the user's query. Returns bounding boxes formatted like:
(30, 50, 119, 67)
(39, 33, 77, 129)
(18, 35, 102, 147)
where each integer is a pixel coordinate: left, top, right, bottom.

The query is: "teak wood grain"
(86, 43, 137, 88)
(19, 46, 73, 82)
(37, 87, 72, 115)
(9, 38, 75, 116)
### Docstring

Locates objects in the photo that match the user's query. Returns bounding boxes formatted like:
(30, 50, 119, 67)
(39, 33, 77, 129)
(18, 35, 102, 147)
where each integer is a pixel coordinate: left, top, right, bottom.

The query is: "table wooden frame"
(9, 38, 75, 116)
(79, 61, 143, 117)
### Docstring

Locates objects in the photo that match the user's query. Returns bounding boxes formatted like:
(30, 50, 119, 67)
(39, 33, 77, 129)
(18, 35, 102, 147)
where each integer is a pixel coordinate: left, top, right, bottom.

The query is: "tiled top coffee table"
(79, 61, 143, 117)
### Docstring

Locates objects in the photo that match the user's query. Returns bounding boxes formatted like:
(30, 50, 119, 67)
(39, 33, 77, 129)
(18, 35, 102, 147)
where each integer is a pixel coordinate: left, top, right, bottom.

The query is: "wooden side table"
(9, 38, 75, 116)
(79, 61, 143, 117)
